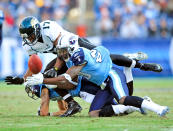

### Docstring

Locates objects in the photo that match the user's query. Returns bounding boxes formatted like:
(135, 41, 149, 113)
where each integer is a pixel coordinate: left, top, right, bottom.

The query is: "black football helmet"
(19, 16, 41, 45)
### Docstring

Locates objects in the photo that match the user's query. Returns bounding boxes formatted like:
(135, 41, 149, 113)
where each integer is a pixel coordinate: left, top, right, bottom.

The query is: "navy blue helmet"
(19, 16, 41, 45)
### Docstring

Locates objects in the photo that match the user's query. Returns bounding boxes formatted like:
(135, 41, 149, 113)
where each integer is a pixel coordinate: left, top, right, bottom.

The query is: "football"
(28, 54, 43, 74)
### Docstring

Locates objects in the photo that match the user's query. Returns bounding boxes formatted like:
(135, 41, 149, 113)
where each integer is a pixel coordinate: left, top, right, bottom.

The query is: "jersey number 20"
(90, 49, 102, 63)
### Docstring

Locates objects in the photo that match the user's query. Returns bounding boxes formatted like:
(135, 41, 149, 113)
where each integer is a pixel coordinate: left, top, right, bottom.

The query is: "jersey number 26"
(90, 49, 102, 63)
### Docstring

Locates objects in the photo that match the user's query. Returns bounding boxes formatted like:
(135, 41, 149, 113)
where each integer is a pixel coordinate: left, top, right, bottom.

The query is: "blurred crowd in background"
(0, 0, 173, 39)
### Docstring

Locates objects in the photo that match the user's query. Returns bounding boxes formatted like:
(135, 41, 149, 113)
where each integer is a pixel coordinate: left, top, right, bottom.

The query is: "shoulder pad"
(70, 48, 86, 66)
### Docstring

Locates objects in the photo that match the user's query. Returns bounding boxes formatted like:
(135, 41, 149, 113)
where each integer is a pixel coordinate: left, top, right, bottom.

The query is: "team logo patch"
(69, 36, 76, 45)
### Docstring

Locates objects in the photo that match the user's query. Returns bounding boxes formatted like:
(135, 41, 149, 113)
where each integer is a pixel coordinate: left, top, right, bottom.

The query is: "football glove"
(43, 67, 58, 78)
(5, 76, 24, 85)
(26, 73, 44, 86)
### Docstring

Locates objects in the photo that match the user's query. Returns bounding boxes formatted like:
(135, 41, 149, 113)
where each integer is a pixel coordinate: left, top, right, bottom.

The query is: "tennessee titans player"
(26, 35, 169, 117)
(26, 75, 145, 117)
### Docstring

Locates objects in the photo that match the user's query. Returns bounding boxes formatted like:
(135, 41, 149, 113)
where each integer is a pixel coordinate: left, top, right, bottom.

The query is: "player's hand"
(26, 73, 44, 86)
(43, 67, 58, 78)
(5, 76, 24, 85)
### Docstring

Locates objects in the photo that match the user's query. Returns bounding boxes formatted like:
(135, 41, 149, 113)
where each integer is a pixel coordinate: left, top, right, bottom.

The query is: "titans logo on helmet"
(69, 36, 77, 45)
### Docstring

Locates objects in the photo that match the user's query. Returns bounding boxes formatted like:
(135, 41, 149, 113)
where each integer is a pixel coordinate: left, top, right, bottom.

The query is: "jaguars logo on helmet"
(19, 16, 41, 46)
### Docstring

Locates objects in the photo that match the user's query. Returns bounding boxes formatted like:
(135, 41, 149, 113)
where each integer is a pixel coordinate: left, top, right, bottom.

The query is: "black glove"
(43, 67, 58, 78)
(5, 76, 24, 85)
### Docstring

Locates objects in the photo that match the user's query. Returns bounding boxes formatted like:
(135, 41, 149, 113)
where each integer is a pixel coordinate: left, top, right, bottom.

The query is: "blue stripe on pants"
(108, 68, 129, 101)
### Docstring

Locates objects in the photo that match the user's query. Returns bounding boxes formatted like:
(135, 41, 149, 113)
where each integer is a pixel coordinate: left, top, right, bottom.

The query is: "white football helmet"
(56, 35, 79, 62)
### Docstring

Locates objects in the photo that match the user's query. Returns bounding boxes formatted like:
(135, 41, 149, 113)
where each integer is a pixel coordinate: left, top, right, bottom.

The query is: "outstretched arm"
(39, 88, 50, 116)
(26, 64, 85, 89)
(43, 64, 85, 89)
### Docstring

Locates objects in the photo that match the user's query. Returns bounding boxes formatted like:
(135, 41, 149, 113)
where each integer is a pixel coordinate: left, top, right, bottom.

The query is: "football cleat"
(140, 63, 163, 72)
(60, 100, 82, 117)
(123, 52, 148, 61)
(140, 96, 153, 115)
(157, 106, 169, 117)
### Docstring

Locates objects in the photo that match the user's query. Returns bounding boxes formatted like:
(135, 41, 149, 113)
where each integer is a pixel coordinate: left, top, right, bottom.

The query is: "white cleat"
(143, 96, 169, 117)
(157, 106, 169, 117)
(123, 52, 148, 61)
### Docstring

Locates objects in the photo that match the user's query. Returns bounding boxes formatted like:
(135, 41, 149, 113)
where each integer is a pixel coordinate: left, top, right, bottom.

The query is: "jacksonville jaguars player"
(5, 16, 162, 117)
(25, 35, 169, 117)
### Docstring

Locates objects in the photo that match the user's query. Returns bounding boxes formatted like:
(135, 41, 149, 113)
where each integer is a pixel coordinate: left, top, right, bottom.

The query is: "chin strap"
(62, 73, 78, 86)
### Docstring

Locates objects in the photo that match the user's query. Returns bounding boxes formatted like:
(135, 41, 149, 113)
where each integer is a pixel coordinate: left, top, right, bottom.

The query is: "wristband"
(54, 67, 58, 71)
(62, 73, 78, 86)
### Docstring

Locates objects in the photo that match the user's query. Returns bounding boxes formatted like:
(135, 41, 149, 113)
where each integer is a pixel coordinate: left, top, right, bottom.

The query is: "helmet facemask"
(25, 85, 39, 100)
(56, 35, 79, 62)
(57, 47, 71, 62)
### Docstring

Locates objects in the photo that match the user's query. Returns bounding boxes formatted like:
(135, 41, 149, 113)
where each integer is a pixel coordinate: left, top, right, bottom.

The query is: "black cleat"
(140, 63, 163, 72)
(60, 100, 82, 117)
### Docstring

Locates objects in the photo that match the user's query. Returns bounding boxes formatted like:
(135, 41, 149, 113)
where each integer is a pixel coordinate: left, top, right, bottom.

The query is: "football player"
(5, 16, 162, 116)
(25, 35, 169, 117)
(25, 76, 145, 117)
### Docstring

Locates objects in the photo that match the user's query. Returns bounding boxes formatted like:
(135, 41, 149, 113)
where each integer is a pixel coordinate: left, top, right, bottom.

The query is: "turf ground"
(0, 78, 172, 131)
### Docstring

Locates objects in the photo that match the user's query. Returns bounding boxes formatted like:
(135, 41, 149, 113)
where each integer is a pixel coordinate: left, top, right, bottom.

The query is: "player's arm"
(52, 100, 68, 116)
(39, 88, 50, 116)
(43, 64, 85, 89)
(26, 63, 85, 89)
(24, 68, 33, 80)
(5, 54, 34, 85)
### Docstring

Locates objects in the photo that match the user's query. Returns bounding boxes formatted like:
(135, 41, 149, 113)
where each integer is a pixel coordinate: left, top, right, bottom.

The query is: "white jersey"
(22, 20, 78, 55)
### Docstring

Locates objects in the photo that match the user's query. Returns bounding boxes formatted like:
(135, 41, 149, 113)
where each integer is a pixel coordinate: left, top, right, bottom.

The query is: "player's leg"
(108, 69, 169, 117)
(123, 65, 134, 96)
(110, 53, 162, 72)
(81, 77, 143, 117)
(87, 89, 144, 117)
(78, 37, 96, 50)
(88, 89, 114, 117)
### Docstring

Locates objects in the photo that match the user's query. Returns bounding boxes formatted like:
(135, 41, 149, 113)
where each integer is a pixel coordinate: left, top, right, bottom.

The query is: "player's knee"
(119, 96, 126, 104)
(88, 110, 99, 117)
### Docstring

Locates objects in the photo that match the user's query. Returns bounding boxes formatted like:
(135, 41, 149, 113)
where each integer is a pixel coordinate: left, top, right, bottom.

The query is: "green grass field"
(0, 78, 172, 131)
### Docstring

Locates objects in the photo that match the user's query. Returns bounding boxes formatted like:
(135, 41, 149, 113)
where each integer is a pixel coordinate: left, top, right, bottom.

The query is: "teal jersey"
(66, 46, 112, 86)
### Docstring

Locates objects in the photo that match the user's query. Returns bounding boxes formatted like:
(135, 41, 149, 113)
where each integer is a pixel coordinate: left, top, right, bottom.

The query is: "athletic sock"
(134, 61, 143, 68)
(124, 96, 143, 108)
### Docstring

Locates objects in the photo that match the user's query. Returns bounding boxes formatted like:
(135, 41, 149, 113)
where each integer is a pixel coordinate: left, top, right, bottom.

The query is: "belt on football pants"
(100, 76, 109, 90)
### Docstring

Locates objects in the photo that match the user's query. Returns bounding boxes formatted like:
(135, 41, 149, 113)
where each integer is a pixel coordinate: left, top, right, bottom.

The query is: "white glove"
(26, 73, 44, 86)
